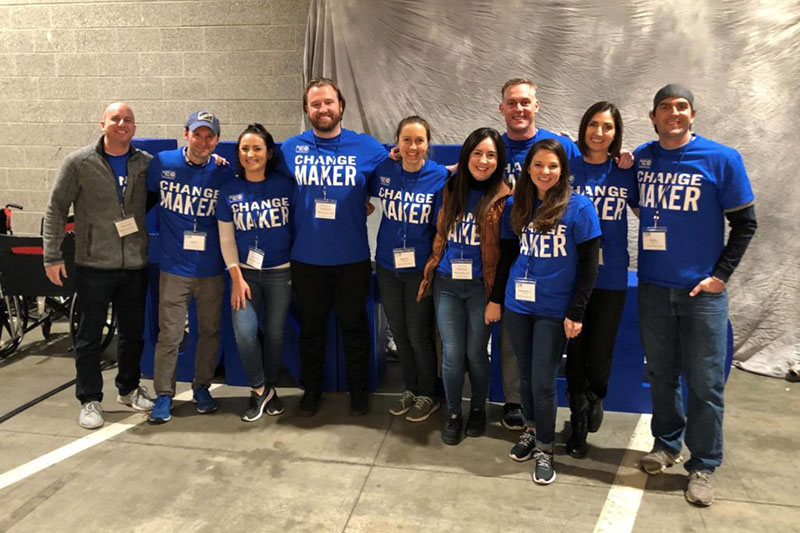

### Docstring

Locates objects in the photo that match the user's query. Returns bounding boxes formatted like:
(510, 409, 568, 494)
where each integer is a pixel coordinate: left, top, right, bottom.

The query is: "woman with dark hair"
(500, 138, 601, 484)
(564, 102, 639, 458)
(370, 116, 449, 423)
(417, 127, 511, 445)
(216, 123, 295, 422)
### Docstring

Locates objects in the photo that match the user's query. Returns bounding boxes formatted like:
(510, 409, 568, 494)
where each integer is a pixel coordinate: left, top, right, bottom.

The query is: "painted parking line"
(593, 413, 653, 533)
(0, 384, 220, 491)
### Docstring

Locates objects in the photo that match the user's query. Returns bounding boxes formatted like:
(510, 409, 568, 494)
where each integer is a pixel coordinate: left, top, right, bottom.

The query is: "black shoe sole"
(501, 419, 525, 431)
(441, 433, 462, 446)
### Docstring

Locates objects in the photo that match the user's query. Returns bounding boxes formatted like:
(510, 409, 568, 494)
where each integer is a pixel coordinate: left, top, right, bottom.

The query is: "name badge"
(183, 231, 207, 251)
(598, 247, 604, 266)
(246, 247, 265, 269)
(642, 227, 667, 251)
(451, 259, 473, 280)
(393, 247, 416, 269)
(315, 198, 337, 219)
(114, 216, 138, 237)
(515, 279, 536, 302)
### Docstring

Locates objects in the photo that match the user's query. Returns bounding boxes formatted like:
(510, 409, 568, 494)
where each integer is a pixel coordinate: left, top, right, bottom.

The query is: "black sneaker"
(532, 448, 556, 485)
(587, 391, 604, 433)
(502, 403, 525, 431)
(464, 407, 486, 438)
(509, 429, 536, 462)
(241, 388, 275, 422)
(265, 390, 284, 416)
(441, 413, 463, 445)
(349, 389, 369, 416)
(298, 389, 322, 417)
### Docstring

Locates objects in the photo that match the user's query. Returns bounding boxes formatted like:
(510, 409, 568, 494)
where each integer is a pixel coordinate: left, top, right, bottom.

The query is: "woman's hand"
(231, 277, 251, 311)
(484, 302, 502, 325)
(564, 318, 583, 339)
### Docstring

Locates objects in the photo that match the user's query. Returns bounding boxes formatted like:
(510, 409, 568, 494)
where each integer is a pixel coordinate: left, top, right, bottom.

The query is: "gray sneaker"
(532, 448, 556, 485)
(389, 390, 416, 416)
(686, 471, 715, 506)
(405, 395, 440, 422)
(117, 386, 154, 412)
(640, 448, 683, 475)
(79, 401, 104, 429)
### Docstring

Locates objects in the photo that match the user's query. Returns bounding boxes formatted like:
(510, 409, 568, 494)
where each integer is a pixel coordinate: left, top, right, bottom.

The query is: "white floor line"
(593, 413, 653, 533)
(0, 384, 221, 492)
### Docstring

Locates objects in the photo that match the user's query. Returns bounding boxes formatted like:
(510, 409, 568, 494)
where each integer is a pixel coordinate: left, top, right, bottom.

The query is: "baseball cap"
(653, 84, 694, 111)
(185, 110, 220, 136)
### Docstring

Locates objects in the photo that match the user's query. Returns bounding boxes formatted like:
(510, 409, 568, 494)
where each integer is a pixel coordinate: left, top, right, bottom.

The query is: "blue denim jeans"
(433, 274, 492, 415)
(505, 309, 566, 448)
(232, 267, 292, 389)
(638, 282, 728, 473)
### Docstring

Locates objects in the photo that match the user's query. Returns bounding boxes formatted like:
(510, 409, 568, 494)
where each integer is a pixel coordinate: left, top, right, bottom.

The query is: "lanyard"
(312, 134, 342, 200)
(399, 164, 422, 248)
(651, 137, 692, 227)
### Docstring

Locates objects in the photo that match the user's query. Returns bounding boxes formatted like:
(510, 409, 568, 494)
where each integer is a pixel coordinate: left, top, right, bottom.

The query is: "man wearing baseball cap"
(146, 110, 234, 423)
(634, 84, 757, 505)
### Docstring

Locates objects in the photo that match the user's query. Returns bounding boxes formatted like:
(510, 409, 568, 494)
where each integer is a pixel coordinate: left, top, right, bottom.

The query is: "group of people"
(42, 77, 756, 506)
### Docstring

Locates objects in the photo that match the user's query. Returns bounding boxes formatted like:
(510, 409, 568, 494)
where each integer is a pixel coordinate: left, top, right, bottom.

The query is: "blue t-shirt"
(502, 129, 581, 188)
(277, 128, 387, 265)
(146, 148, 233, 277)
(104, 152, 129, 206)
(368, 158, 448, 272)
(216, 172, 295, 269)
(435, 187, 485, 279)
(570, 157, 638, 290)
(634, 134, 754, 289)
(502, 193, 601, 318)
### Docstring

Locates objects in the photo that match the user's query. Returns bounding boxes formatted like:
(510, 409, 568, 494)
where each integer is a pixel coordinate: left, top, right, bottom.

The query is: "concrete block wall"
(0, 0, 310, 235)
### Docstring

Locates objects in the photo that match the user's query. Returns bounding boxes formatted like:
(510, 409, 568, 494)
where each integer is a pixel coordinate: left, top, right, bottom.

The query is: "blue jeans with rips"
(232, 267, 292, 389)
(433, 274, 492, 416)
(638, 282, 728, 473)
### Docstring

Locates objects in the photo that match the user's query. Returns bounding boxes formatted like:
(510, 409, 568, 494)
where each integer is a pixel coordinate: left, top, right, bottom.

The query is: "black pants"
(291, 259, 372, 393)
(376, 264, 436, 397)
(74, 265, 148, 404)
(565, 288, 627, 399)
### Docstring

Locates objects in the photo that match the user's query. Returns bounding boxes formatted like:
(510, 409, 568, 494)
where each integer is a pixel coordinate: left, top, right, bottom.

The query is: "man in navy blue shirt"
(279, 78, 386, 416)
(146, 110, 235, 424)
(635, 84, 757, 506)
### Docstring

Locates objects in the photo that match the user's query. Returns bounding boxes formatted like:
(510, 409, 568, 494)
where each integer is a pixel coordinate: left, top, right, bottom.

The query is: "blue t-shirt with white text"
(277, 129, 387, 265)
(570, 157, 638, 290)
(502, 129, 581, 188)
(368, 158, 448, 272)
(435, 187, 485, 279)
(502, 193, 601, 317)
(216, 173, 295, 269)
(634, 135, 754, 288)
(146, 148, 233, 277)
(104, 152, 129, 207)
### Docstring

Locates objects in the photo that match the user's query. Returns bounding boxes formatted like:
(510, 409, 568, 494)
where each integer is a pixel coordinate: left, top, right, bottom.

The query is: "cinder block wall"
(0, 0, 310, 235)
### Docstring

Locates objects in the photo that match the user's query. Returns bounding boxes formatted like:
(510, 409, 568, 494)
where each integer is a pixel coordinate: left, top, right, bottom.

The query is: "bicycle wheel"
(0, 294, 25, 357)
(69, 293, 117, 352)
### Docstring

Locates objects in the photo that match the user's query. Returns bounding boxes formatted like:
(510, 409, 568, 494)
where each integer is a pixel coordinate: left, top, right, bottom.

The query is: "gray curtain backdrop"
(303, 0, 800, 378)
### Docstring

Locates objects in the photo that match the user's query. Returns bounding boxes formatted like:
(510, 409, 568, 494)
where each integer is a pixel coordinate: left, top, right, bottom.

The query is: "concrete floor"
(1, 327, 799, 532)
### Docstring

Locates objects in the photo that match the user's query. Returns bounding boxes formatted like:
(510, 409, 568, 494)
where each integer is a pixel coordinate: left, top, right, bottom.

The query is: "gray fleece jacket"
(43, 136, 152, 270)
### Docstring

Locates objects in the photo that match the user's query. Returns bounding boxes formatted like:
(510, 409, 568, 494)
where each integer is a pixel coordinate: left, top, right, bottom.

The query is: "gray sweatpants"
(153, 271, 224, 397)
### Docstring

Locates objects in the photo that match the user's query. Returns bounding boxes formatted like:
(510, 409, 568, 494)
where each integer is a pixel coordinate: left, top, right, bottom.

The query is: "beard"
(309, 110, 342, 133)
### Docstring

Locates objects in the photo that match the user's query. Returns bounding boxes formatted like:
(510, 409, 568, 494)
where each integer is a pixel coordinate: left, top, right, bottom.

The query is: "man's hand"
(689, 276, 725, 297)
(45, 263, 67, 286)
(388, 146, 401, 161)
(564, 318, 583, 339)
(615, 150, 634, 169)
(212, 154, 229, 166)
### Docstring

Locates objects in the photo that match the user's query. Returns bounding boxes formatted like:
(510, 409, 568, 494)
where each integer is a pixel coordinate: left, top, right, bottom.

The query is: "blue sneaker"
(193, 385, 218, 414)
(148, 395, 172, 424)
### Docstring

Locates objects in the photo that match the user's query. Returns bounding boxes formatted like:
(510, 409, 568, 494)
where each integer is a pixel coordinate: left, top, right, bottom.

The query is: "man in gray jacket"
(44, 102, 154, 429)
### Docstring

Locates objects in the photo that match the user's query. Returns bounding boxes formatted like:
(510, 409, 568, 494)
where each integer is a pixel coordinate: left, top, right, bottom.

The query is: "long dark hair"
(511, 139, 571, 234)
(577, 101, 623, 160)
(442, 127, 507, 237)
(235, 123, 277, 179)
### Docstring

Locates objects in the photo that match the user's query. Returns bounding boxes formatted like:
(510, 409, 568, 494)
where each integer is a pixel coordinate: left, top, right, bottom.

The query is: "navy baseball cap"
(185, 110, 220, 136)
(653, 84, 694, 111)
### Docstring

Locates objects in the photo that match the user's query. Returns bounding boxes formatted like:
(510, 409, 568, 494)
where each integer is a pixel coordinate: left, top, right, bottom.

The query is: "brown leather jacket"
(417, 180, 512, 302)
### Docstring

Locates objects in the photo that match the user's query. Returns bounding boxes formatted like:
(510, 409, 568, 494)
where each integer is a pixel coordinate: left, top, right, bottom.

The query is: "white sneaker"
(117, 386, 155, 411)
(79, 401, 104, 429)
